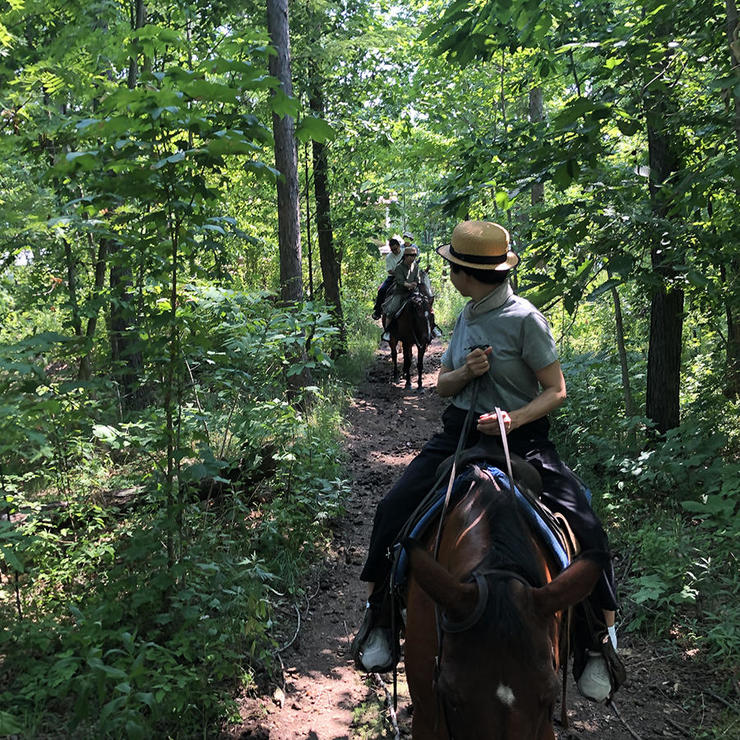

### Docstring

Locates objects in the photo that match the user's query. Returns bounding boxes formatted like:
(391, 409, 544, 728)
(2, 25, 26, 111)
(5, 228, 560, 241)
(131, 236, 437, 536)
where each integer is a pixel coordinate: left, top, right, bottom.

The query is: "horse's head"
(408, 288, 432, 316)
(405, 477, 601, 739)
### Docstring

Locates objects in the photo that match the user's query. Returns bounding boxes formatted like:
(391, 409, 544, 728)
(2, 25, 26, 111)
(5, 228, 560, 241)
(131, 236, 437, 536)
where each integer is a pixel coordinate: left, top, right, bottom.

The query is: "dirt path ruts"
(226, 343, 726, 739)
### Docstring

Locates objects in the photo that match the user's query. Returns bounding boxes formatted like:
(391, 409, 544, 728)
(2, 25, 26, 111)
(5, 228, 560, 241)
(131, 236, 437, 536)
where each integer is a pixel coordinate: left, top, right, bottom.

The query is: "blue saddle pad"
(392, 464, 572, 589)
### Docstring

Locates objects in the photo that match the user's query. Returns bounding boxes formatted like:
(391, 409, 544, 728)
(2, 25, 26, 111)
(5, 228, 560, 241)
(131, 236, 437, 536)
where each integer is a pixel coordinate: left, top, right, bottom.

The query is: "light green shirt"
(440, 285, 558, 414)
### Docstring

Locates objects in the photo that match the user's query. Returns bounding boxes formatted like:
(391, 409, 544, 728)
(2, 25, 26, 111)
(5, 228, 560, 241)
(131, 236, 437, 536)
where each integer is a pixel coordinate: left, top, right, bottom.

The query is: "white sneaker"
(360, 627, 392, 672)
(577, 650, 611, 702)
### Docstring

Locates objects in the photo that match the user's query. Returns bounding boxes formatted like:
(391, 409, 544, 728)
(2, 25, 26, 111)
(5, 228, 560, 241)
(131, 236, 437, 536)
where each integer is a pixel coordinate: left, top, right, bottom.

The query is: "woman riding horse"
(352, 220, 619, 703)
(381, 244, 422, 334)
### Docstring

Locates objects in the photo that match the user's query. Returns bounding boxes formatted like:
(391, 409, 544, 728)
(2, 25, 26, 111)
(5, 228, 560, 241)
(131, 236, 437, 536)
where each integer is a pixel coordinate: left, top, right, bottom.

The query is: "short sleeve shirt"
(440, 294, 558, 414)
(385, 250, 404, 273)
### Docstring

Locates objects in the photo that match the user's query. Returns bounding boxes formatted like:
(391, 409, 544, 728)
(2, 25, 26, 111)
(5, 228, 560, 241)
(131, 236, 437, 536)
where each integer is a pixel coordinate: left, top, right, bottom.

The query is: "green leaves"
(64, 150, 100, 170)
(126, 24, 185, 58)
(0, 712, 23, 735)
(296, 116, 336, 144)
(554, 98, 611, 129)
(270, 87, 300, 118)
(181, 79, 240, 104)
(204, 130, 261, 156)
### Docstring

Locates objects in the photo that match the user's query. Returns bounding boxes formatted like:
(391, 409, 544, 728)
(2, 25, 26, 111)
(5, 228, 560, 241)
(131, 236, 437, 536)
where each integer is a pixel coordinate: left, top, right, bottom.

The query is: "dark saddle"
(435, 436, 543, 499)
(391, 439, 578, 591)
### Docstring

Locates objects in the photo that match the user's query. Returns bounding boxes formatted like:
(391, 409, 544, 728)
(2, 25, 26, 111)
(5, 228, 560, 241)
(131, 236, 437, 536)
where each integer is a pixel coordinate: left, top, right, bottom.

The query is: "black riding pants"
(360, 404, 618, 612)
(373, 276, 394, 314)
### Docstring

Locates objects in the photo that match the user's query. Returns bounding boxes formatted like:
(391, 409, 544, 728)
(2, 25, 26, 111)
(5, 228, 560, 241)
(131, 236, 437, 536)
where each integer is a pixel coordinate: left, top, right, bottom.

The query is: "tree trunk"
(529, 86, 544, 207)
(110, 252, 144, 409)
(267, 0, 312, 393)
(609, 275, 635, 419)
(62, 236, 83, 339)
(645, 78, 683, 434)
(723, 0, 740, 397)
(127, 0, 146, 88)
(267, 0, 303, 305)
(78, 237, 110, 380)
(309, 85, 346, 354)
(303, 143, 314, 299)
(110, 0, 146, 410)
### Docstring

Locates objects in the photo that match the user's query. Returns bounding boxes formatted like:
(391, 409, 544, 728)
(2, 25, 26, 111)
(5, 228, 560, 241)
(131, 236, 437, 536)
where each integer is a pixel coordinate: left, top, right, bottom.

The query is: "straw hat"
(436, 220, 519, 271)
(403, 245, 419, 257)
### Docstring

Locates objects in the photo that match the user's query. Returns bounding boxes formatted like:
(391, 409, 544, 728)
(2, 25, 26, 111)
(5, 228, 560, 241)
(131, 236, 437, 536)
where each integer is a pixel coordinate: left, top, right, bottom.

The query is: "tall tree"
(311, 106, 346, 353)
(266, 0, 303, 305)
(644, 25, 684, 434)
(723, 0, 740, 397)
(300, 2, 345, 353)
(110, 0, 147, 410)
(529, 86, 545, 208)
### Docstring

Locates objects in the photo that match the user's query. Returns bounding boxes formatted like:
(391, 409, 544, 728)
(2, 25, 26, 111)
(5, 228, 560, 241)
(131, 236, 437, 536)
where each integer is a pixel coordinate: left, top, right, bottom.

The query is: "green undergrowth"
(0, 288, 367, 738)
(351, 682, 395, 740)
(552, 343, 740, 679)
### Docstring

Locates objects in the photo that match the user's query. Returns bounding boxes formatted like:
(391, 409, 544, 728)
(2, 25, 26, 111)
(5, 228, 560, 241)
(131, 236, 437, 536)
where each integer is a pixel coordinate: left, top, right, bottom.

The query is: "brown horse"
(404, 468, 600, 739)
(387, 288, 433, 390)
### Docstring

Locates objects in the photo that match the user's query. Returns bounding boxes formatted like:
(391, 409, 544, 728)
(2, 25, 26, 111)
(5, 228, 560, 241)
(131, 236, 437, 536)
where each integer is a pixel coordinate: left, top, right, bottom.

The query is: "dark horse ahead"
(387, 288, 433, 390)
(403, 465, 600, 739)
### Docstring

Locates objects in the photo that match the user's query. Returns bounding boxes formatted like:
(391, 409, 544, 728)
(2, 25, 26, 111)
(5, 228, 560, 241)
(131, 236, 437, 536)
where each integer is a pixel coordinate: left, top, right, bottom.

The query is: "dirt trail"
(227, 344, 726, 739)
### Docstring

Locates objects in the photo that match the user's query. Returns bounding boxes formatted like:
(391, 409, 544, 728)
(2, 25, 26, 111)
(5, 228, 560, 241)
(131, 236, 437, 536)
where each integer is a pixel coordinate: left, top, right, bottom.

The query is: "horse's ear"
(407, 541, 478, 621)
(530, 557, 601, 617)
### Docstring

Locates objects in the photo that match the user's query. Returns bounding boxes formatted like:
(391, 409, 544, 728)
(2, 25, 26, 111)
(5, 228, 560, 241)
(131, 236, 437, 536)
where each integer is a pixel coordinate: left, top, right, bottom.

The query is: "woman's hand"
(477, 409, 513, 436)
(437, 346, 493, 398)
(465, 346, 492, 379)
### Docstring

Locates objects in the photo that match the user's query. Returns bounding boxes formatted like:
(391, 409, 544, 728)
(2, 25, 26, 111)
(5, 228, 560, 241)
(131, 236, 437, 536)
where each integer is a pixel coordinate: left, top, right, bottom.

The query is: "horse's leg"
(405, 579, 447, 740)
(538, 724, 556, 740)
(416, 342, 426, 390)
(402, 340, 412, 389)
(390, 339, 399, 382)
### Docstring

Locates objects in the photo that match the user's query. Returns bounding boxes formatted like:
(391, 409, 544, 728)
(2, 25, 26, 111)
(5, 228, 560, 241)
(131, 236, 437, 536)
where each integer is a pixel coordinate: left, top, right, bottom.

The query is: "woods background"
(0, 0, 738, 736)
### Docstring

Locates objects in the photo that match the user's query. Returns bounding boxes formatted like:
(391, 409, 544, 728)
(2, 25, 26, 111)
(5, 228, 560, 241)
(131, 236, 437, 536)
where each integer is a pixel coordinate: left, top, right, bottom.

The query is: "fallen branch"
(609, 699, 643, 740)
(276, 604, 301, 653)
(665, 715, 691, 737)
(703, 689, 737, 712)
(373, 672, 400, 740)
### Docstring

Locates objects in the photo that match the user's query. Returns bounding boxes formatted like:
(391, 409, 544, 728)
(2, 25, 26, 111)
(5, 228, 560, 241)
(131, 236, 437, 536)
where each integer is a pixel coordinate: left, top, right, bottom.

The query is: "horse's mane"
(464, 473, 547, 661)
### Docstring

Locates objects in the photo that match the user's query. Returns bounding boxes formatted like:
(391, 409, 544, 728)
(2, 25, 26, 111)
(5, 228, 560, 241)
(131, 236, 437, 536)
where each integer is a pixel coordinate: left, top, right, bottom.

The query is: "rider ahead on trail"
(372, 237, 403, 321)
(352, 220, 620, 703)
(380, 245, 422, 343)
(382, 245, 421, 320)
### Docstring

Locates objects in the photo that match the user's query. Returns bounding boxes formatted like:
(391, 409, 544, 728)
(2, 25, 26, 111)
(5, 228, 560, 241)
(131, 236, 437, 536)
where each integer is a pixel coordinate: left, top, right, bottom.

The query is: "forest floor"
(224, 342, 729, 740)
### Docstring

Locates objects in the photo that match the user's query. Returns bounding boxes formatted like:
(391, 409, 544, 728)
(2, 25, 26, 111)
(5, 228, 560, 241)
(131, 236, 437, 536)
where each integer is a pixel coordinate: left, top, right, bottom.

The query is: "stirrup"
(577, 650, 611, 702)
(360, 627, 394, 672)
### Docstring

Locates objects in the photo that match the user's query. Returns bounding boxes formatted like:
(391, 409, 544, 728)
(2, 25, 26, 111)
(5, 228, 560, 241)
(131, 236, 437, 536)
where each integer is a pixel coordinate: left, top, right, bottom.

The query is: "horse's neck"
(437, 488, 491, 581)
